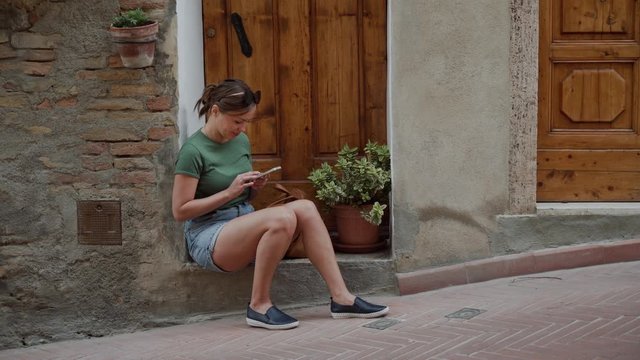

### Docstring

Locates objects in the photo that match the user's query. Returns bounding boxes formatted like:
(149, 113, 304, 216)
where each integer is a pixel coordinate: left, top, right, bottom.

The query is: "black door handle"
(230, 12, 252, 58)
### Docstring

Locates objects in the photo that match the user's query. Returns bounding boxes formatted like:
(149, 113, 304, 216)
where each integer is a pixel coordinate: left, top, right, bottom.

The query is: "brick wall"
(0, 0, 180, 349)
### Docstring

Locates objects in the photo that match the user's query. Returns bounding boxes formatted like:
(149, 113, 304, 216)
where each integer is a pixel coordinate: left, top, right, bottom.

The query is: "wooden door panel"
(550, 63, 634, 131)
(314, 0, 361, 154)
(277, 0, 312, 180)
(363, 0, 388, 144)
(203, 0, 387, 211)
(537, 169, 640, 201)
(556, 0, 636, 40)
(203, 0, 229, 84)
(538, 150, 640, 171)
(227, 0, 278, 156)
(538, 0, 640, 201)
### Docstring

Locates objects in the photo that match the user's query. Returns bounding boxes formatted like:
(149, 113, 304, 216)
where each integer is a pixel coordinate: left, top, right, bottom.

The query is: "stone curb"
(396, 238, 640, 295)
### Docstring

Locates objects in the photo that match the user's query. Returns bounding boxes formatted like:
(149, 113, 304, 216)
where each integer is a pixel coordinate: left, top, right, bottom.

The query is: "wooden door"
(202, 0, 387, 212)
(538, 0, 640, 201)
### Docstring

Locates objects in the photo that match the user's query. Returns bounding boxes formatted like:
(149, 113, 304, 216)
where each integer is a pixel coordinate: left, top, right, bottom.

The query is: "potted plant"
(109, 8, 159, 68)
(308, 141, 391, 253)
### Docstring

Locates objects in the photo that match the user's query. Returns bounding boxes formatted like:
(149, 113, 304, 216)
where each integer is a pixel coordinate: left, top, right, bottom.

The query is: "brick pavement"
(1, 261, 639, 360)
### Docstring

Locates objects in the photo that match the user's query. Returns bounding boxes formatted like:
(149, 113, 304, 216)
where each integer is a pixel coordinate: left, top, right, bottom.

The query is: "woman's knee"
(266, 207, 297, 237)
(289, 199, 319, 218)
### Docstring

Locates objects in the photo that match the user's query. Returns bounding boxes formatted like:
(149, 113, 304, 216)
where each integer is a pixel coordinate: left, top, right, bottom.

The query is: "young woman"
(172, 79, 388, 330)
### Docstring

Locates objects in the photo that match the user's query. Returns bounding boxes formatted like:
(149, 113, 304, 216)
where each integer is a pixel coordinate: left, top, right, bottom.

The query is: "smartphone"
(257, 166, 282, 178)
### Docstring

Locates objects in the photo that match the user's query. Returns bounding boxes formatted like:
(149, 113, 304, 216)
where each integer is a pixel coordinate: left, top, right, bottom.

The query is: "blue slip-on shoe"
(246, 305, 299, 330)
(330, 296, 389, 319)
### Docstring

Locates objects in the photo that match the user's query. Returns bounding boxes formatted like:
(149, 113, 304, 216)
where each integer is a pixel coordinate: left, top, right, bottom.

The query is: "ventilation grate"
(77, 200, 122, 245)
(363, 318, 401, 330)
(445, 308, 486, 320)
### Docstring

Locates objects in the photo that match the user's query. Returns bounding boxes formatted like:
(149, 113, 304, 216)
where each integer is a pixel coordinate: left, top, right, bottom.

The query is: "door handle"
(230, 12, 252, 58)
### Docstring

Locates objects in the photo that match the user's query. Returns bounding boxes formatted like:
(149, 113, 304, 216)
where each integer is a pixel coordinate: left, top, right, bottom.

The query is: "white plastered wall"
(176, 0, 205, 145)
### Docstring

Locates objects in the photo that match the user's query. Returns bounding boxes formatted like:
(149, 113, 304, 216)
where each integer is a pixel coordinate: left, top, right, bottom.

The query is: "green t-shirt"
(175, 130, 252, 209)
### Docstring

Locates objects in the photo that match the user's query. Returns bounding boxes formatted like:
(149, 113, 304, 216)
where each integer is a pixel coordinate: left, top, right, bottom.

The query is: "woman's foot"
(246, 304, 299, 330)
(330, 297, 389, 319)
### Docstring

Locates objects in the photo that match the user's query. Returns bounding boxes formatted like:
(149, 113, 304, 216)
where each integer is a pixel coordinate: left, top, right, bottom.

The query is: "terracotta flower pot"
(109, 22, 158, 68)
(332, 204, 387, 253)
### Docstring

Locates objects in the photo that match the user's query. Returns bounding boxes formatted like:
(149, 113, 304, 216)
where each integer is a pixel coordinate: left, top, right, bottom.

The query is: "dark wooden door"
(202, 0, 387, 212)
(538, 0, 640, 201)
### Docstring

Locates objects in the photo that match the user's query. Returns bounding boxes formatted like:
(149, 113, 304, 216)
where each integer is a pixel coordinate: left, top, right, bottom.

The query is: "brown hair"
(194, 79, 261, 121)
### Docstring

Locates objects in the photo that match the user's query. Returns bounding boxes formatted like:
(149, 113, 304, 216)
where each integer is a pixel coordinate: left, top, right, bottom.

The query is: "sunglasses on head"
(223, 79, 261, 105)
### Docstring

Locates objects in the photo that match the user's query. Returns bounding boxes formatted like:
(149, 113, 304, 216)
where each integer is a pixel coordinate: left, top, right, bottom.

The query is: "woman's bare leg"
(283, 200, 356, 306)
(212, 206, 297, 314)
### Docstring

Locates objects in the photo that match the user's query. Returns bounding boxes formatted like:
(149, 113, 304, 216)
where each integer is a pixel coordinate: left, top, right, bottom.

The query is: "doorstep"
(537, 202, 640, 215)
(396, 238, 640, 295)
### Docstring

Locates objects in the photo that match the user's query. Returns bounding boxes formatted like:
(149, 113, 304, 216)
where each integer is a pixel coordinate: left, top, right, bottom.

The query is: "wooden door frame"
(179, 1, 547, 214)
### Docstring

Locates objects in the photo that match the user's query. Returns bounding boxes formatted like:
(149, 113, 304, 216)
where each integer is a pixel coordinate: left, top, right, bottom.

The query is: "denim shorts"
(184, 202, 254, 272)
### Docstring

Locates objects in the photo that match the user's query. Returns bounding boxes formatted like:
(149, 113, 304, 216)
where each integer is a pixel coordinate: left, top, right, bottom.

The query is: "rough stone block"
(0, 43, 17, 59)
(0, 30, 9, 43)
(148, 126, 175, 140)
(81, 128, 142, 142)
(0, 61, 19, 73)
(0, 95, 29, 108)
(82, 56, 107, 70)
(19, 78, 54, 93)
(82, 142, 109, 155)
(111, 142, 162, 156)
(110, 84, 162, 97)
(22, 61, 53, 76)
(56, 97, 77, 108)
(111, 170, 156, 184)
(108, 54, 124, 68)
(87, 99, 143, 111)
(77, 69, 144, 81)
(20, 49, 56, 61)
(26, 126, 52, 135)
(11, 32, 62, 49)
(146, 96, 171, 111)
(81, 155, 114, 171)
(77, 111, 107, 123)
(107, 111, 169, 123)
(35, 98, 52, 109)
(119, 0, 168, 10)
(50, 172, 100, 185)
(114, 157, 154, 170)
(2, 81, 19, 91)
(38, 156, 70, 169)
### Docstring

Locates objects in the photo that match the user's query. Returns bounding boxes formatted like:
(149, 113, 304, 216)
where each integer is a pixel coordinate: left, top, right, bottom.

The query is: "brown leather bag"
(266, 184, 307, 258)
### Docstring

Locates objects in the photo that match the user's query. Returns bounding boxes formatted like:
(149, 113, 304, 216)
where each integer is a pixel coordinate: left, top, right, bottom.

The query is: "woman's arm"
(172, 172, 260, 221)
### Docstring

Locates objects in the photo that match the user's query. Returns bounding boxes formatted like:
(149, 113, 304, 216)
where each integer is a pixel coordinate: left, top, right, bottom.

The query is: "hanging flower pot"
(109, 8, 158, 69)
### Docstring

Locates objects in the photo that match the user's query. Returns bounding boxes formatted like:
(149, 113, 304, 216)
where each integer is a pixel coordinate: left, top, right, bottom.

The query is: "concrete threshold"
(396, 238, 640, 295)
(537, 202, 640, 215)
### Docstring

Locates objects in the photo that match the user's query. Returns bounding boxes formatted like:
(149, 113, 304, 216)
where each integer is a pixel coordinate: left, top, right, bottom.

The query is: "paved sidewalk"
(2, 261, 639, 360)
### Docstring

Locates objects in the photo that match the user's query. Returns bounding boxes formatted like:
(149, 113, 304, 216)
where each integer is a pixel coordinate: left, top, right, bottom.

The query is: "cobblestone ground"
(2, 261, 639, 360)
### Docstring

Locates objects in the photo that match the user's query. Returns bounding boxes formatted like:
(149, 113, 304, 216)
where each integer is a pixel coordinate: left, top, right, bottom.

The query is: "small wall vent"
(77, 200, 122, 245)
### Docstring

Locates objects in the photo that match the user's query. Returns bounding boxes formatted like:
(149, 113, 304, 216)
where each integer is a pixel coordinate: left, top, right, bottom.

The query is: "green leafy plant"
(308, 141, 391, 225)
(111, 8, 154, 28)
(361, 202, 387, 226)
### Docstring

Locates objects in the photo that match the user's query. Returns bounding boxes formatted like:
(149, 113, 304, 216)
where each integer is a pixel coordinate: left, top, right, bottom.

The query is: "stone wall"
(0, 0, 180, 348)
(0, 1, 399, 349)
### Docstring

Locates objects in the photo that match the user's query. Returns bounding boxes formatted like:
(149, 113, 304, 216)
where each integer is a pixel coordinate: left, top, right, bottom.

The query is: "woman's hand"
(228, 171, 261, 197)
(251, 174, 268, 190)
